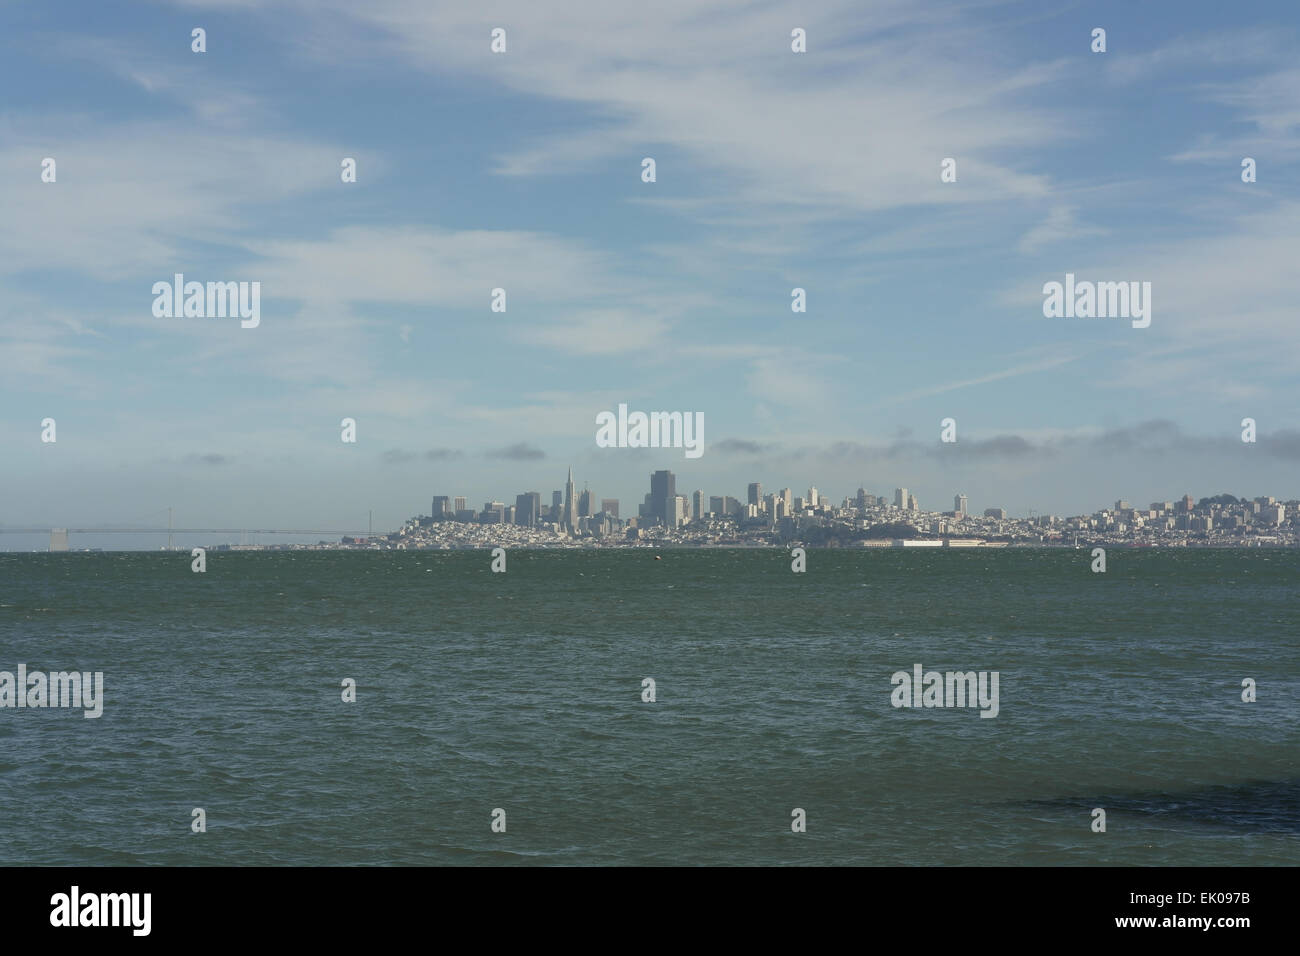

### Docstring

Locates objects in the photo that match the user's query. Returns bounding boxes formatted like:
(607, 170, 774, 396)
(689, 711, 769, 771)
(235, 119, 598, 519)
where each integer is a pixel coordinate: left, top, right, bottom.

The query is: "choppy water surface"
(1, 548, 1296, 865)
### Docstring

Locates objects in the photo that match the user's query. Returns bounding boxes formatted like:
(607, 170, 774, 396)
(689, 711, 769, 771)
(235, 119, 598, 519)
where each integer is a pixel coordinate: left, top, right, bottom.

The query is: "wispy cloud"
(382, 448, 463, 464)
(485, 442, 546, 461)
(274, 0, 1069, 219)
(866, 350, 1085, 410)
(808, 421, 1300, 464)
(713, 438, 773, 456)
(1017, 205, 1107, 254)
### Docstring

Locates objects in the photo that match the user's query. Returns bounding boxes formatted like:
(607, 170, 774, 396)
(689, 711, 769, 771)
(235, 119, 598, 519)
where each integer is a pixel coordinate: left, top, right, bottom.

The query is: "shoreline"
(6, 541, 1300, 554)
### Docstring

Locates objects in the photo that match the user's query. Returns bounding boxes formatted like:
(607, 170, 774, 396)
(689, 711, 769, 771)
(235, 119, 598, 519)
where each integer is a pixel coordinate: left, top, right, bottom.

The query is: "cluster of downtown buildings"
(341, 468, 1300, 550)
(421, 468, 938, 539)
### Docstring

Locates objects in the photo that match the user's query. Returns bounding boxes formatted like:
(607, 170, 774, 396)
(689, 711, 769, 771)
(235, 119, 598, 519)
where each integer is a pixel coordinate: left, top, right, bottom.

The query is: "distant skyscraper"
(564, 467, 578, 532)
(807, 486, 818, 510)
(551, 490, 563, 520)
(710, 495, 739, 516)
(670, 496, 688, 528)
(516, 491, 541, 527)
(579, 487, 595, 517)
(895, 488, 908, 509)
(908, 493, 918, 511)
(780, 488, 792, 514)
(748, 482, 762, 506)
(454, 496, 467, 513)
(692, 490, 705, 520)
(432, 496, 450, 517)
(650, 470, 676, 525)
(955, 494, 968, 516)
(601, 498, 619, 519)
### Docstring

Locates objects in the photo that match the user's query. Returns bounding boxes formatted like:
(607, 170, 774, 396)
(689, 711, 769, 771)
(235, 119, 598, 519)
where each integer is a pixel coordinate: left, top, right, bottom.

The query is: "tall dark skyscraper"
(431, 496, 450, 517)
(747, 482, 762, 506)
(515, 491, 541, 527)
(650, 470, 676, 525)
(551, 490, 563, 520)
(578, 487, 595, 517)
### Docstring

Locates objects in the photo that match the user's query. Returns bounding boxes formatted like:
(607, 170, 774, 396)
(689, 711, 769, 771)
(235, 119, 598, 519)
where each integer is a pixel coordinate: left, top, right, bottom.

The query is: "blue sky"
(3, 0, 1299, 546)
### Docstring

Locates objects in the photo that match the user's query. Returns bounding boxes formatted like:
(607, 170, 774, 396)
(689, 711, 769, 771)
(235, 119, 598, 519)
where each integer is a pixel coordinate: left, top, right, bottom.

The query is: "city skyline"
(384, 477, 1300, 553)
(6, 454, 1299, 542)
(412, 463, 1297, 542)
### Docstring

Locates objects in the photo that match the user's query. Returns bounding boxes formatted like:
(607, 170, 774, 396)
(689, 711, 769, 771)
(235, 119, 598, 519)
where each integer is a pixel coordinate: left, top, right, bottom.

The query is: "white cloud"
(0, 123, 349, 278)
(244, 225, 622, 308)
(1017, 206, 1107, 254)
(516, 310, 672, 355)
(240, 0, 1070, 217)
